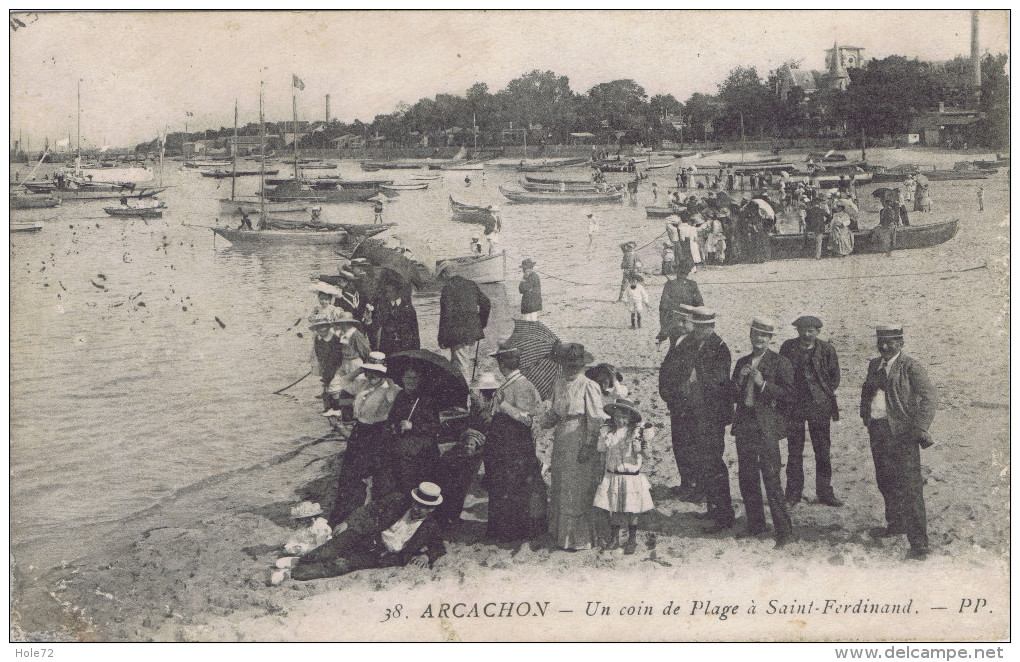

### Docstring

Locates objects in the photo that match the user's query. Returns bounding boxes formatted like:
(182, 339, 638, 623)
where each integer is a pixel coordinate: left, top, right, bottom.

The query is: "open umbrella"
(387, 349, 468, 411)
(871, 187, 893, 199)
(749, 197, 776, 220)
(352, 242, 429, 289)
(505, 318, 561, 401)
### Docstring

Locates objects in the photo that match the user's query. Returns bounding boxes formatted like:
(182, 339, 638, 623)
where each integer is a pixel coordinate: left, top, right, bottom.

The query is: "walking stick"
(471, 340, 481, 382)
(273, 370, 312, 395)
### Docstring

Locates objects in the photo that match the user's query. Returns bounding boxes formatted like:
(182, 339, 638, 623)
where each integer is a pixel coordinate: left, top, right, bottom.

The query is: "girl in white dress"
(593, 398, 655, 554)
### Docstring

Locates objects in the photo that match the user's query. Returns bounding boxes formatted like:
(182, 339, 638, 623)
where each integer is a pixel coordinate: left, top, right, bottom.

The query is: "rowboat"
(807, 152, 849, 162)
(519, 179, 602, 192)
(103, 204, 165, 218)
(379, 182, 429, 191)
(441, 162, 485, 171)
(645, 163, 673, 170)
(768, 219, 959, 260)
(336, 223, 397, 239)
(719, 157, 782, 167)
(35, 186, 168, 201)
(410, 174, 443, 181)
(10, 222, 43, 233)
(10, 194, 61, 210)
(217, 198, 310, 215)
(784, 172, 874, 188)
(211, 226, 349, 245)
(524, 175, 596, 185)
(262, 180, 377, 203)
(645, 205, 684, 218)
(361, 161, 429, 170)
(433, 251, 506, 284)
(499, 185, 624, 204)
(201, 169, 279, 178)
(516, 164, 557, 172)
(731, 163, 797, 174)
(871, 165, 988, 183)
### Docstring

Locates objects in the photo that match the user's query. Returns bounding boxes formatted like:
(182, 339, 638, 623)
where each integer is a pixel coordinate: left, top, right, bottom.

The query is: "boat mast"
(259, 84, 267, 230)
(231, 99, 238, 201)
(76, 79, 82, 176)
(292, 85, 300, 182)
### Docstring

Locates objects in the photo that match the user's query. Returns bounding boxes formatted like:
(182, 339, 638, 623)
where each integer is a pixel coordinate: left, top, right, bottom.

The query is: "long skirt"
(483, 413, 548, 541)
(549, 417, 603, 550)
(829, 224, 854, 256)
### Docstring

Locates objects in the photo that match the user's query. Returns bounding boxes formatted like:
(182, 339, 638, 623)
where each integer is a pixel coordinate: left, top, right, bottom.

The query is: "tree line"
(138, 52, 1008, 154)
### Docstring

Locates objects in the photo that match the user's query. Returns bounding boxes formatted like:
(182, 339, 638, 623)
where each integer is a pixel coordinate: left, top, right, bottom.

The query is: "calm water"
(10, 159, 660, 573)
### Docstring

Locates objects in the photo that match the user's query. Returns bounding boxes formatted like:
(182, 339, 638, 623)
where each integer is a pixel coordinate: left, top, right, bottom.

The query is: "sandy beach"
(12, 147, 1010, 642)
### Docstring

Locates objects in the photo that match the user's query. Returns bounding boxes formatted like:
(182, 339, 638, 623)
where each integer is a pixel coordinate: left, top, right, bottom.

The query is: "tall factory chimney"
(326, 94, 331, 125)
(971, 10, 981, 105)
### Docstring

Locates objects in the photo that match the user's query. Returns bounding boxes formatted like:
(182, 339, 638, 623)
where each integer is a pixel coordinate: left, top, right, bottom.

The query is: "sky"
(8, 10, 1010, 149)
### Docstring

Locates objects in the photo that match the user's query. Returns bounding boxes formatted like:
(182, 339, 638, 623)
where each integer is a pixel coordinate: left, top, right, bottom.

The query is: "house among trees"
(909, 103, 985, 147)
(778, 42, 865, 102)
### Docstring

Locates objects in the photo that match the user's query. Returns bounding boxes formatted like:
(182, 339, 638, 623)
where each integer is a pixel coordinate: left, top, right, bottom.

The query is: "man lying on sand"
(270, 482, 446, 585)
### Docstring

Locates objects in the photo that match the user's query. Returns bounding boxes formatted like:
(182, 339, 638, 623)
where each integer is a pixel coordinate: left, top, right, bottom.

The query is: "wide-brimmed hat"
(332, 310, 363, 328)
(604, 398, 642, 423)
(337, 268, 356, 280)
(750, 317, 776, 335)
(489, 342, 520, 359)
(308, 308, 343, 328)
(792, 315, 823, 329)
(548, 342, 594, 367)
(359, 350, 388, 374)
(670, 304, 696, 320)
(412, 481, 443, 507)
(689, 307, 717, 325)
(472, 372, 502, 391)
(520, 258, 536, 269)
(876, 324, 904, 339)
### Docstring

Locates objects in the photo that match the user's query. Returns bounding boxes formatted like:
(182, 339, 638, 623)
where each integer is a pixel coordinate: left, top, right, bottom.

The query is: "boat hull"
(768, 219, 958, 260)
(499, 185, 623, 204)
(10, 195, 61, 210)
(218, 198, 310, 215)
(435, 251, 506, 284)
(103, 207, 164, 218)
(212, 227, 349, 245)
(263, 189, 376, 203)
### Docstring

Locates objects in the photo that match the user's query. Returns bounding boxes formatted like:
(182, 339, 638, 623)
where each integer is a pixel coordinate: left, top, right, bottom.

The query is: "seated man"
(274, 482, 446, 583)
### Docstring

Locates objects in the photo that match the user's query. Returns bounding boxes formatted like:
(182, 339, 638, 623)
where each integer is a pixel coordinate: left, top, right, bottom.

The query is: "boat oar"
(273, 370, 312, 395)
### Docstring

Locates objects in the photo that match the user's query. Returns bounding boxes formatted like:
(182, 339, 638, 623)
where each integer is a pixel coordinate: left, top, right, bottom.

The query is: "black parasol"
(387, 349, 468, 411)
(505, 318, 561, 400)
(352, 242, 430, 289)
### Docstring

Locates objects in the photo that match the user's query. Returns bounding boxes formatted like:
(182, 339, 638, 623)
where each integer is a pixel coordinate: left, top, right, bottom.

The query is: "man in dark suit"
(860, 324, 938, 560)
(283, 483, 447, 582)
(779, 315, 843, 507)
(656, 258, 703, 345)
(438, 274, 491, 381)
(731, 318, 795, 547)
(658, 308, 734, 532)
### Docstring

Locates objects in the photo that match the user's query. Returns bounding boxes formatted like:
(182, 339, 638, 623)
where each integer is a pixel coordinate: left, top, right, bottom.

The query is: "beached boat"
(434, 251, 506, 284)
(645, 162, 673, 170)
(645, 205, 684, 218)
(516, 164, 557, 172)
(441, 162, 485, 171)
(499, 185, 624, 204)
(807, 152, 849, 162)
(410, 174, 442, 181)
(10, 194, 61, 210)
(211, 226, 349, 246)
(731, 162, 797, 174)
(379, 182, 429, 191)
(519, 179, 602, 192)
(871, 164, 988, 183)
(784, 172, 874, 188)
(524, 175, 596, 185)
(768, 219, 959, 260)
(361, 161, 429, 170)
(719, 157, 782, 167)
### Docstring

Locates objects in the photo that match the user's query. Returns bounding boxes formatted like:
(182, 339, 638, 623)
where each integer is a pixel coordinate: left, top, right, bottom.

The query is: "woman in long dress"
(540, 342, 606, 550)
(828, 202, 855, 257)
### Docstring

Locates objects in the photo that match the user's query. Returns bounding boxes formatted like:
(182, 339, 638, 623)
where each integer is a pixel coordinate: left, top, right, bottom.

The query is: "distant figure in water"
(373, 200, 384, 224)
(464, 174, 472, 187)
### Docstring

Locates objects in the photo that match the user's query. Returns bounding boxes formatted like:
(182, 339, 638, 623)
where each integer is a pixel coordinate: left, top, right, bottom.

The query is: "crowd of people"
(268, 223, 938, 584)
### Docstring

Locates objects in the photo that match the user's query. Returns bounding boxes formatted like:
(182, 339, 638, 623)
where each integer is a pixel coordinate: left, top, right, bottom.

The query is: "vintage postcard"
(8, 10, 1010, 647)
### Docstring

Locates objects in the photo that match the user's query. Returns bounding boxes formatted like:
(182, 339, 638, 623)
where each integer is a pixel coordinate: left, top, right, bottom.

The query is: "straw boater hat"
(792, 315, 823, 329)
(689, 307, 717, 325)
(671, 304, 696, 320)
(876, 324, 904, 339)
(604, 397, 642, 423)
(308, 307, 344, 328)
(358, 351, 388, 374)
(489, 342, 520, 359)
(521, 258, 536, 269)
(332, 310, 363, 329)
(549, 342, 594, 367)
(472, 372, 502, 391)
(750, 317, 776, 335)
(412, 482, 443, 507)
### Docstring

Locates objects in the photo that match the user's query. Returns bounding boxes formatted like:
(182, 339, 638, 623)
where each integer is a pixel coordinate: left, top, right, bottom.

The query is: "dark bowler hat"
(750, 317, 776, 335)
(520, 258, 536, 269)
(689, 307, 717, 325)
(876, 324, 904, 339)
(792, 315, 823, 329)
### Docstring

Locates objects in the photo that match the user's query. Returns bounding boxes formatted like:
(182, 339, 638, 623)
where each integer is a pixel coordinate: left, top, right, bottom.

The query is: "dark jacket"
(730, 349, 795, 443)
(658, 331, 732, 425)
(519, 271, 542, 314)
(371, 299, 420, 355)
(657, 276, 705, 333)
(438, 275, 491, 349)
(314, 335, 345, 388)
(779, 338, 841, 421)
(329, 491, 447, 567)
(860, 353, 937, 444)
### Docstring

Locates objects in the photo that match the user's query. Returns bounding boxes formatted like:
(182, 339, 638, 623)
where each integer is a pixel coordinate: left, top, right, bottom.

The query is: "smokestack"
(325, 94, 331, 124)
(971, 10, 981, 100)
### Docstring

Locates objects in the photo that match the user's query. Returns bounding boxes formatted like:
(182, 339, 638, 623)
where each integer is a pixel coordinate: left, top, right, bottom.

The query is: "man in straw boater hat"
(325, 352, 399, 529)
(779, 315, 844, 507)
(730, 318, 796, 547)
(273, 482, 446, 584)
(540, 342, 605, 550)
(658, 308, 735, 530)
(860, 324, 937, 560)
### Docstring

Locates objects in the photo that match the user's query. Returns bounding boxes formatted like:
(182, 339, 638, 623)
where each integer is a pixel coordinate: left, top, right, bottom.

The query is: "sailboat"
(210, 85, 351, 246)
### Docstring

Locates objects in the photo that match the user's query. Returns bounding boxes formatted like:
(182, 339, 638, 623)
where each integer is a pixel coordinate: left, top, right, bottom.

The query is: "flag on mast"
(292, 75, 305, 91)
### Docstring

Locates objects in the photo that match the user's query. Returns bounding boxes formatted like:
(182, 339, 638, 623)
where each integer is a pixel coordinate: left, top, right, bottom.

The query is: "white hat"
(359, 350, 387, 374)
(311, 281, 342, 297)
(472, 372, 502, 391)
(411, 482, 443, 507)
